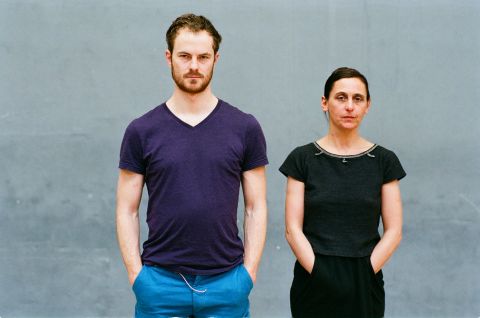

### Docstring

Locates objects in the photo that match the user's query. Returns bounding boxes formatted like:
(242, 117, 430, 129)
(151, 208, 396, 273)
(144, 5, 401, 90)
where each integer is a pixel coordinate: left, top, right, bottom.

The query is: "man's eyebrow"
(176, 51, 212, 57)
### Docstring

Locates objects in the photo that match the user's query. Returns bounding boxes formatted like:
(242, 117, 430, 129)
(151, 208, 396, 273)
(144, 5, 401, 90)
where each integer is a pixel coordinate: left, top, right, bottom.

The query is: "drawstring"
(367, 152, 375, 158)
(178, 273, 207, 293)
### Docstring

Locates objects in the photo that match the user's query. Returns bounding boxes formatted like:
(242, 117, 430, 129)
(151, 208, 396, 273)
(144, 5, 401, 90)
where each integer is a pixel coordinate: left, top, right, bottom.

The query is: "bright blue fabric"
(132, 264, 253, 317)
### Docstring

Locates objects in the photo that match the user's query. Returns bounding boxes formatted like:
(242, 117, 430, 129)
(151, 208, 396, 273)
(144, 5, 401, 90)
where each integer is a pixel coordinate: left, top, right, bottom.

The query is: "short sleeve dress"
(280, 142, 406, 318)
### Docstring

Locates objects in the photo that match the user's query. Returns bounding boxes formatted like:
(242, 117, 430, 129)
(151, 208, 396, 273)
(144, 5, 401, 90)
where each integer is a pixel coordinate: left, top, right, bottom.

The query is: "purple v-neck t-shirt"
(119, 99, 268, 275)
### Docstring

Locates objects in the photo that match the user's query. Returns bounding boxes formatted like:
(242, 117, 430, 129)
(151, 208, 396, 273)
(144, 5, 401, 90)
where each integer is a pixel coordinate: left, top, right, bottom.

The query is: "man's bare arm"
(241, 166, 267, 283)
(116, 169, 144, 285)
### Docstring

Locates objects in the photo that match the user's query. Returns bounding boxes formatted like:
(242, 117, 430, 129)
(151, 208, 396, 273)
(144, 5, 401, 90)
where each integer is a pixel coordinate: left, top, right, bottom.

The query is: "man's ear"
(214, 52, 220, 63)
(165, 50, 172, 67)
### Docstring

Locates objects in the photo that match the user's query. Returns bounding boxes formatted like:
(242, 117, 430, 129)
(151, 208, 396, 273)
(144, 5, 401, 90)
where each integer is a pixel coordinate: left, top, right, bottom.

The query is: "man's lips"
(185, 74, 203, 78)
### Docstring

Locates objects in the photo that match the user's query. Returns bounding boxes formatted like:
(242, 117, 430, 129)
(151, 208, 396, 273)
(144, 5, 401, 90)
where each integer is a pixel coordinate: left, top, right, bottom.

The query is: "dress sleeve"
(383, 150, 406, 184)
(118, 121, 146, 175)
(242, 115, 269, 171)
(279, 147, 306, 182)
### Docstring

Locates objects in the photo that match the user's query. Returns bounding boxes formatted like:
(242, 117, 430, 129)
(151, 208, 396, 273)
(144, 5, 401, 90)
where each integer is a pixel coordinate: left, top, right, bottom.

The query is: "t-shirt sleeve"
(242, 115, 269, 171)
(279, 147, 306, 182)
(118, 121, 146, 175)
(383, 150, 406, 184)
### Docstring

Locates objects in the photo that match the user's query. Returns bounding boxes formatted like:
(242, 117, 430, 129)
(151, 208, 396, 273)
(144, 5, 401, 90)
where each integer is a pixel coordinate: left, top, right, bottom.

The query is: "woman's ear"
(365, 99, 371, 114)
(321, 96, 328, 112)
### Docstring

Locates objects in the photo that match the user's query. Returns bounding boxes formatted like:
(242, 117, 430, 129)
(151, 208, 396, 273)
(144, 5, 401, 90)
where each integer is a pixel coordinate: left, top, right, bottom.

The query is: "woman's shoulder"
(371, 145, 405, 167)
(372, 144, 400, 156)
(286, 142, 317, 156)
(372, 145, 407, 181)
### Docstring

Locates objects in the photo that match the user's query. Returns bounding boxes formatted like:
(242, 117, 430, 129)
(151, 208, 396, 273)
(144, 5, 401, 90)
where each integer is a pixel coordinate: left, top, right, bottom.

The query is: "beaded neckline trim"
(313, 141, 378, 159)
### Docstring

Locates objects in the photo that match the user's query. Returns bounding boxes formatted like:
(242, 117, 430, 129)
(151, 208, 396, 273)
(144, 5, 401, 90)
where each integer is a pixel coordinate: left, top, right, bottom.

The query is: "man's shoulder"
(127, 104, 164, 130)
(219, 99, 259, 125)
(134, 104, 163, 122)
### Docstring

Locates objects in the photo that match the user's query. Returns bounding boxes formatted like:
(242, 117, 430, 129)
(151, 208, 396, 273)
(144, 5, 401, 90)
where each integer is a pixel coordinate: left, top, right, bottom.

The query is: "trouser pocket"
(132, 266, 147, 292)
(238, 264, 254, 293)
(132, 265, 152, 305)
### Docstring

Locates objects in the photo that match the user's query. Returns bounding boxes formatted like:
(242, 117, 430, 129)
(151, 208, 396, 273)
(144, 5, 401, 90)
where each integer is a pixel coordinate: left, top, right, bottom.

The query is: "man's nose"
(190, 57, 199, 70)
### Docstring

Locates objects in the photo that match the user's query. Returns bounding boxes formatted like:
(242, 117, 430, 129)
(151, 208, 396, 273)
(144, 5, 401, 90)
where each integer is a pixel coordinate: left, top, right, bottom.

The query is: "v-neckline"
(163, 99, 222, 129)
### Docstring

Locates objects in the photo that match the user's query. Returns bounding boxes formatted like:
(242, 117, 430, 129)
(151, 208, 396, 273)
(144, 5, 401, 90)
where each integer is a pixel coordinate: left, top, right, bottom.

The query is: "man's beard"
(171, 64, 214, 94)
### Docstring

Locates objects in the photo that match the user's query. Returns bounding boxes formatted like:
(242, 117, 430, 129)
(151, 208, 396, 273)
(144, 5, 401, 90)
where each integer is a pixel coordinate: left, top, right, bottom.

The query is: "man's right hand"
(129, 265, 143, 286)
(116, 169, 145, 287)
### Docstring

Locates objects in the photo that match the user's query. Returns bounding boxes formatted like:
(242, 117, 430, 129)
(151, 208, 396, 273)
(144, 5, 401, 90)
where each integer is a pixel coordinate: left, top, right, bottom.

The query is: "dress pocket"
(309, 255, 319, 279)
(367, 257, 376, 276)
(366, 257, 384, 287)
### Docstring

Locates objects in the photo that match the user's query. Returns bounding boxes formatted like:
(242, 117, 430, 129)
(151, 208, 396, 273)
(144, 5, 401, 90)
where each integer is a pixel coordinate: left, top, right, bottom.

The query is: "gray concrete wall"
(1, 0, 479, 317)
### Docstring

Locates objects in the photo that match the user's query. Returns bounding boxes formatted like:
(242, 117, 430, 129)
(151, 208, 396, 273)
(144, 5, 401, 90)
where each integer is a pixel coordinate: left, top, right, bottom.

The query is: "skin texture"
(165, 29, 220, 126)
(285, 77, 403, 275)
(116, 28, 267, 285)
(116, 170, 144, 285)
(168, 30, 216, 96)
(241, 166, 268, 283)
(322, 78, 370, 134)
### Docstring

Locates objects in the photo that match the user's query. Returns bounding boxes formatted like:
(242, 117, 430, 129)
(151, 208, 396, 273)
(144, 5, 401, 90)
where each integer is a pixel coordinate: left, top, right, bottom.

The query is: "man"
(116, 13, 268, 317)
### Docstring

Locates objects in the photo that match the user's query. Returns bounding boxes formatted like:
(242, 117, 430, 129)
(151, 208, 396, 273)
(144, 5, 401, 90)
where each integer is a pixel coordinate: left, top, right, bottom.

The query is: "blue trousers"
(132, 263, 253, 318)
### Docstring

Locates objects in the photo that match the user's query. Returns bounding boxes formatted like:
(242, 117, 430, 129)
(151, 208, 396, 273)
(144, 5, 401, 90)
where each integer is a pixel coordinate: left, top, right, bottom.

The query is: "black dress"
(280, 142, 406, 318)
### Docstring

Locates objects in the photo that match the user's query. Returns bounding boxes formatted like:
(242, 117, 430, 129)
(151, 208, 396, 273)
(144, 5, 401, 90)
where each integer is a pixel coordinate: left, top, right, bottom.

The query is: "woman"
(279, 67, 406, 317)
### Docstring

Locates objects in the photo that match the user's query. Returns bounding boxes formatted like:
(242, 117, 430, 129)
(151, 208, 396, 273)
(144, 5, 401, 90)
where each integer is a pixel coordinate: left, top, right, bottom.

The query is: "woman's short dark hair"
(166, 13, 222, 54)
(324, 67, 370, 100)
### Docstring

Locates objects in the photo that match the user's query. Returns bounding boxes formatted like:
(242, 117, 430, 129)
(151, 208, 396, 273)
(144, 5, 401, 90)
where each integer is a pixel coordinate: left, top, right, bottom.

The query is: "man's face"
(167, 29, 218, 94)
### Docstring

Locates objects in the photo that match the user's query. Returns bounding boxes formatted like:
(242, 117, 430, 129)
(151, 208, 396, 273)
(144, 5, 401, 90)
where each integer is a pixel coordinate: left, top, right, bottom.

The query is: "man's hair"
(166, 13, 222, 54)
(324, 67, 370, 100)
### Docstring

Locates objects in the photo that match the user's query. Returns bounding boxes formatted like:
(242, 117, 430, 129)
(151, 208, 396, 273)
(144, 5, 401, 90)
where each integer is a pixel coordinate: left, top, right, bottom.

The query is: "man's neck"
(166, 88, 218, 115)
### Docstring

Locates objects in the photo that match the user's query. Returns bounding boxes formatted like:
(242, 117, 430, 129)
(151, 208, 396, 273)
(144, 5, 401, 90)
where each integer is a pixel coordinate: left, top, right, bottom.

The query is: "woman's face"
(322, 77, 371, 131)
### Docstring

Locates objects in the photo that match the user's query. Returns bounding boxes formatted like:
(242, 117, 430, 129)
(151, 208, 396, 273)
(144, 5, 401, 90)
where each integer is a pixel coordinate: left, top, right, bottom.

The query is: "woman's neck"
(317, 131, 373, 156)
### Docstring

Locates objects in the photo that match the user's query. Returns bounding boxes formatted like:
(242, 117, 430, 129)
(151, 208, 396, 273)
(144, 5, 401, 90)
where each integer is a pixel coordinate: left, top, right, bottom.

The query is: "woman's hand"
(285, 177, 316, 274)
(370, 179, 403, 273)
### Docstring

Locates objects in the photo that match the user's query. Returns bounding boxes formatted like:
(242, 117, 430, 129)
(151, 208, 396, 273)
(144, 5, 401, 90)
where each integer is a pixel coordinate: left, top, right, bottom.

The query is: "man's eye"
(337, 96, 345, 101)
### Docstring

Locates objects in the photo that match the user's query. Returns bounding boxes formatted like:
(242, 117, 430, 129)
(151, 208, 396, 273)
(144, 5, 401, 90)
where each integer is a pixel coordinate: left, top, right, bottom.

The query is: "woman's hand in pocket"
(300, 253, 315, 275)
(370, 257, 380, 274)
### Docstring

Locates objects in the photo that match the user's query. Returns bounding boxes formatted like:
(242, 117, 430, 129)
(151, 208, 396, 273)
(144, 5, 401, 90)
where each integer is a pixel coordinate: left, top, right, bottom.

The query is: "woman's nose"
(345, 99, 354, 111)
